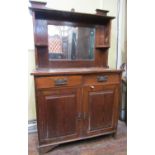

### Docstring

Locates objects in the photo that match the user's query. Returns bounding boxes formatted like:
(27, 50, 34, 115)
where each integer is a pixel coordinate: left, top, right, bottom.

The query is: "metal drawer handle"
(90, 85, 95, 89)
(54, 78, 68, 86)
(97, 75, 108, 82)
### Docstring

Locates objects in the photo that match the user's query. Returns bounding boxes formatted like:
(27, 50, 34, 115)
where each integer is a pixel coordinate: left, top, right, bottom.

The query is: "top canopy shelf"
(29, 7, 115, 25)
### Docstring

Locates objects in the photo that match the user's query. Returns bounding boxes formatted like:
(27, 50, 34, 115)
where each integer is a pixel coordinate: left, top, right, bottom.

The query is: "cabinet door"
(36, 87, 81, 143)
(83, 84, 119, 136)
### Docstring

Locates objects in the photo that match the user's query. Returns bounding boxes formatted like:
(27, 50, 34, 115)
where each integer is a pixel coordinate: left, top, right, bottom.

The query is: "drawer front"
(83, 74, 120, 85)
(36, 76, 82, 89)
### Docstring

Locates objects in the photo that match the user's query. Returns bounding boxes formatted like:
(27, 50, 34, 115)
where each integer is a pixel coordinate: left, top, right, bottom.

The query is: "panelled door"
(83, 84, 119, 137)
(36, 87, 82, 143)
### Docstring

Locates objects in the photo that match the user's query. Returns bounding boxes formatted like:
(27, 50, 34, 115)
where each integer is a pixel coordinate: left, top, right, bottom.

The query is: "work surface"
(28, 121, 127, 155)
(32, 67, 122, 76)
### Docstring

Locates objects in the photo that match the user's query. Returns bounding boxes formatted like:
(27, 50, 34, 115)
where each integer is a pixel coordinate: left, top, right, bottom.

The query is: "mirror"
(48, 25, 95, 60)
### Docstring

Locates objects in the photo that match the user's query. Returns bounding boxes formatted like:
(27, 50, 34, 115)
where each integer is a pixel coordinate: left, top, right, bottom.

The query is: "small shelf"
(95, 45, 110, 49)
(29, 7, 115, 24)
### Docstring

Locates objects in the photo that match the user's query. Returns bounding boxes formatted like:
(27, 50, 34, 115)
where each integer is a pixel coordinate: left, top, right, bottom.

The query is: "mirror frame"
(47, 24, 95, 61)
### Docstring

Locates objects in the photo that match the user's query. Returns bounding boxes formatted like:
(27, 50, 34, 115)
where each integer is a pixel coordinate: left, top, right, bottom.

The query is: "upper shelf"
(29, 7, 115, 25)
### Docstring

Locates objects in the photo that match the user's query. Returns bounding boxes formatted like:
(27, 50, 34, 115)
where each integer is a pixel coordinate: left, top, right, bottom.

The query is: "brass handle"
(97, 75, 108, 82)
(54, 78, 68, 86)
(90, 85, 95, 89)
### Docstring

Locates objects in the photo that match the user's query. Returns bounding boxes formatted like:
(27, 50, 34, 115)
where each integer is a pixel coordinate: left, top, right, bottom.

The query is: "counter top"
(31, 67, 122, 76)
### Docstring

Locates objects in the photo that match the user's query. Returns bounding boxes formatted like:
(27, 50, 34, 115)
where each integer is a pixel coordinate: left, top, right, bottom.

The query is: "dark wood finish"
(83, 84, 119, 137)
(36, 46, 49, 68)
(29, 2, 114, 68)
(95, 22, 111, 48)
(36, 87, 81, 144)
(47, 20, 96, 28)
(83, 73, 120, 85)
(35, 20, 48, 46)
(34, 73, 122, 152)
(96, 9, 109, 16)
(29, 7, 114, 24)
(32, 18, 111, 68)
(29, 1, 122, 153)
(31, 68, 122, 76)
(36, 75, 82, 89)
(30, 1, 47, 8)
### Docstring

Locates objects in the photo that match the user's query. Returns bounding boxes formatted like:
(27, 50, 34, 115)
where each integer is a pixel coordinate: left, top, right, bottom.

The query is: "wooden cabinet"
(29, 1, 122, 154)
(33, 73, 121, 153)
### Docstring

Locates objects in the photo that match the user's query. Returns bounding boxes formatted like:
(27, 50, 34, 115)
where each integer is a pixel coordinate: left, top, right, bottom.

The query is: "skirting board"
(28, 119, 37, 134)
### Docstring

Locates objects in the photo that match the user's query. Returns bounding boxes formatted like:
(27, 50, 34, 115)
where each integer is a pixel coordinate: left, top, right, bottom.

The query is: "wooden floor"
(28, 121, 127, 155)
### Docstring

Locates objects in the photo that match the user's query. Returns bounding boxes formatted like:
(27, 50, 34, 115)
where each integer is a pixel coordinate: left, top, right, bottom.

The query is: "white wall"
(100, 0, 127, 68)
(46, 0, 101, 13)
(28, 49, 36, 120)
(101, 0, 118, 68)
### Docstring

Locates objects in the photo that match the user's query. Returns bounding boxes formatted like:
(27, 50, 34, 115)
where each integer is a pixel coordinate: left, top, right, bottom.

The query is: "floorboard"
(28, 121, 127, 155)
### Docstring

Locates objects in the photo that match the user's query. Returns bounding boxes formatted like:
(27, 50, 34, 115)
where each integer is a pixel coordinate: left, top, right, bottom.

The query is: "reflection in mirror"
(48, 25, 95, 60)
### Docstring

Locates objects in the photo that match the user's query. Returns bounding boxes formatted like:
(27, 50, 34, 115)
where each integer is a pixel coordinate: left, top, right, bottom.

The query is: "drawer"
(83, 74, 120, 85)
(36, 76, 82, 89)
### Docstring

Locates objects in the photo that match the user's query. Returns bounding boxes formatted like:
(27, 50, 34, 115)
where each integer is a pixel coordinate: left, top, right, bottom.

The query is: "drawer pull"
(54, 78, 68, 86)
(97, 75, 108, 82)
(90, 85, 95, 89)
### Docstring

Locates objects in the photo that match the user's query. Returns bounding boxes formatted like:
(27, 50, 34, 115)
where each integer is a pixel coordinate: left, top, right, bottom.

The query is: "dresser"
(29, 1, 122, 154)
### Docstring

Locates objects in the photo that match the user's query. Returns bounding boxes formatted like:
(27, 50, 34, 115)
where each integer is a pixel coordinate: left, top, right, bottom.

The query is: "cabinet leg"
(38, 144, 58, 154)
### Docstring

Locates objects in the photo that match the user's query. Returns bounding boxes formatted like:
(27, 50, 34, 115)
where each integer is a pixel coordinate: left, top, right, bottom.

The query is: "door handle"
(90, 85, 95, 89)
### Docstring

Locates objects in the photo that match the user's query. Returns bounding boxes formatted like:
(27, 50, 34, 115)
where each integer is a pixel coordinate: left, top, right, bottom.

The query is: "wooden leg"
(38, 144, 58, 154)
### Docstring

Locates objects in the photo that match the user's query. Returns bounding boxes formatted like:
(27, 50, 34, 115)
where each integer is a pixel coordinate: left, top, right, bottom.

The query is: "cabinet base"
(38, 131, 117, 154)
(38, 144, 58, 154)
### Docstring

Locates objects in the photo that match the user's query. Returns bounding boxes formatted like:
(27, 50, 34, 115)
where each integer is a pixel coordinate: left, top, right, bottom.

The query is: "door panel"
(37, 88, 81, 142)
(89, 90, 114, 130)
(83, 84, 118, 136)
(46, 94, 76, 138)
